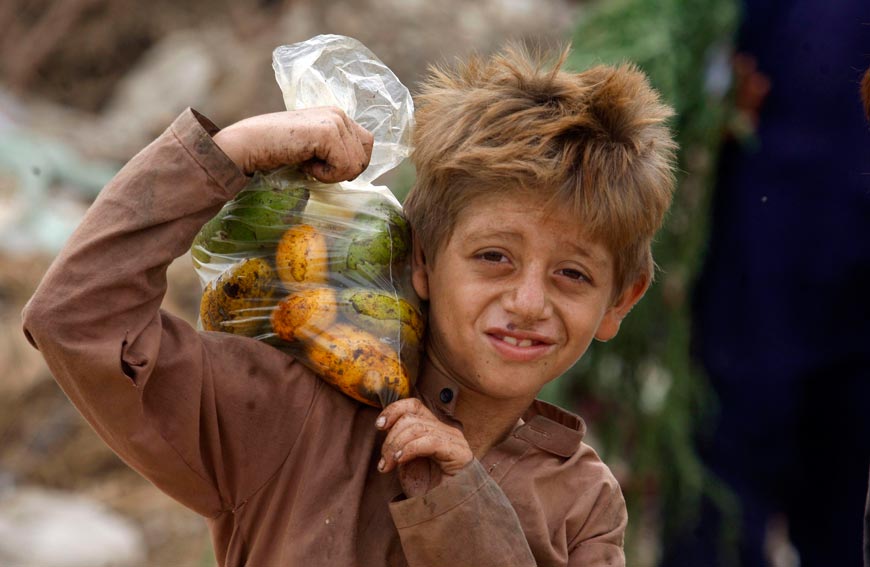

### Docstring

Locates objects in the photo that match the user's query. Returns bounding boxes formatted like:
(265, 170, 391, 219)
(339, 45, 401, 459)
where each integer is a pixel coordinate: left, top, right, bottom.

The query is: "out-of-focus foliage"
(539, 0, 742, 555)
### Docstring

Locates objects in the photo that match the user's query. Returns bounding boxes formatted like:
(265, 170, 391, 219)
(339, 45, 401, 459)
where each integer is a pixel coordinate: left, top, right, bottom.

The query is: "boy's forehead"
(448, 191, 610, 259)
(453, 189, 581, 232)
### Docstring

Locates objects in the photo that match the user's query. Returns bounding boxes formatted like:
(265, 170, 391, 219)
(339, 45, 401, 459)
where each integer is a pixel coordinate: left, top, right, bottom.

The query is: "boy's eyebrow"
(465, 229, 523, 244)
(565, 242, 608, 266)
(466, 230, 608, 267)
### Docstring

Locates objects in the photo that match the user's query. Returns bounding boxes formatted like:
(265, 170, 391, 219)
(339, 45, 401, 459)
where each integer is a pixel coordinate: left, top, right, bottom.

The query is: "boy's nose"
(503, 272, 552, 323)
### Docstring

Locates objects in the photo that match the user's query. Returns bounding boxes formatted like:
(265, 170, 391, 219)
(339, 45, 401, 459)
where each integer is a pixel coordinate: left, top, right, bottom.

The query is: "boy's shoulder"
(506, 400, 626, 550)
(516, 399, 622, 490)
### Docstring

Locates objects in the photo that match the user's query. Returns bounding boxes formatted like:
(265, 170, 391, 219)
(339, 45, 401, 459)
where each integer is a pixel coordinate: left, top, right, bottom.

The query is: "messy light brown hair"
(403, 45, 678, 297)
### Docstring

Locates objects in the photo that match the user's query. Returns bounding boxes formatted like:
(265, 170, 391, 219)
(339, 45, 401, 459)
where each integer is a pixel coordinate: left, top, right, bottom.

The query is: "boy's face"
(412, 191, 647, 405)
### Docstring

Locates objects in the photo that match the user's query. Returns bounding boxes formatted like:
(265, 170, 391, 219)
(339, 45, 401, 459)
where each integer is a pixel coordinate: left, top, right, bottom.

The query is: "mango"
(339, 288, 424, 349)
(333, 199, 411, 286)
(275, 224, 330, 286)
(304, 322, 412, 407)
(271, 288, 339, 342)
(192, 178, 309, 265)
(200, 257, 277, 336)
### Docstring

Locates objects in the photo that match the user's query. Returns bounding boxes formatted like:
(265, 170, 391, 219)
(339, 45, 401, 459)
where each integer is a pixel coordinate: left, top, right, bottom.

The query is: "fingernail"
(394, 450, 403, 461)
(378, 458, 385, 472)
(375, 416, 386, 428)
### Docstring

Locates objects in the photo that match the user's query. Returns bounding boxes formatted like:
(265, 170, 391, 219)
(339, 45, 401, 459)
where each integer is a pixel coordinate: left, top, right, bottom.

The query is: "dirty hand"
(375, 398, 474, 498)
(214, 107, 374, 182)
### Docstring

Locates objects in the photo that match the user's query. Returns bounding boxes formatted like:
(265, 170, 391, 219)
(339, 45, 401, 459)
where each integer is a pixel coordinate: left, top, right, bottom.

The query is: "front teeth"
(501, 336, 533, 347)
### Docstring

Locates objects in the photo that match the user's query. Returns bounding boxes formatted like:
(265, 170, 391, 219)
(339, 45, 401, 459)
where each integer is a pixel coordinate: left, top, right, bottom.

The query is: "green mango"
(339, 288, 424, 348)
(192, 177, 309, 264)
(191, 213, 240, 265)
(334, 198, 411, 286)
(233, 179, 309, 238)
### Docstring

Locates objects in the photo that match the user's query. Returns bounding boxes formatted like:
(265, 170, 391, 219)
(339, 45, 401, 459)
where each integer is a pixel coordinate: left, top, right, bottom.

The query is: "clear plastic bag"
(192, 35, 421, 408)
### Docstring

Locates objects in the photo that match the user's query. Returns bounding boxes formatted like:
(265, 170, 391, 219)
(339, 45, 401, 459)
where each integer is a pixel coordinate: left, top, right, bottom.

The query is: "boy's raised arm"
(21, 107, 372, 517)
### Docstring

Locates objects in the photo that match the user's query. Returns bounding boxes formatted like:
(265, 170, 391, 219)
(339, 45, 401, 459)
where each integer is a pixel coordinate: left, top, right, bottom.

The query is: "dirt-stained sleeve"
(21, 109, 321, 518)
(389, 459, 537, 567)
(567, 471, 627, 566)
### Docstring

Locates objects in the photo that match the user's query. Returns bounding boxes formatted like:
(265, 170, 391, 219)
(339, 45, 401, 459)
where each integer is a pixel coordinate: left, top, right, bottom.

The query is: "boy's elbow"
(20, 294, 128, 387)
(21, 293, 78, 355)
(21, 296, 51, 351)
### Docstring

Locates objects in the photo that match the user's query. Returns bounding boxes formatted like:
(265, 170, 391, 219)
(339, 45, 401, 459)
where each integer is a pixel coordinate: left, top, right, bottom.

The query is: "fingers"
(396, 458, 433, 499)
(381, 423, 465, 474)
(376, 399, 473, 476)
(375, 397, 430, 431)
(395, 437, 470, 473)
(380, 416, 434, 470)
(214, 107, 373, 179)
(302, 107, 373, 183)
(338, 108, 375, 174)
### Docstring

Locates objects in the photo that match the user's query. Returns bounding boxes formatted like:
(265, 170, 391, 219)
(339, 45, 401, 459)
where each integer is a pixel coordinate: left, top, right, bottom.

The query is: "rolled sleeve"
(172, 108, 247, 193)
(390, 459, 536, 567)
(567, 474, 627, 566)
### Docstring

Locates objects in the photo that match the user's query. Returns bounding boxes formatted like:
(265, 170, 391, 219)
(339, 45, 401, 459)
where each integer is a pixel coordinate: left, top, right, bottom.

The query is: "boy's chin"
(465, 367, 562, 402)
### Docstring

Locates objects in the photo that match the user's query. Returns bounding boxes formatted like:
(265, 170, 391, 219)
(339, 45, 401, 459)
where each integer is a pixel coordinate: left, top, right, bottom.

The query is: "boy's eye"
(559, 268, 589, 283)
(478, 251, 508, 263)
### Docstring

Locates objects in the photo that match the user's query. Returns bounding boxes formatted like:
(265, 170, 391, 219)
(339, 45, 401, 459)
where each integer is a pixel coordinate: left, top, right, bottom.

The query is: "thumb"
(398, 458, 433, 498)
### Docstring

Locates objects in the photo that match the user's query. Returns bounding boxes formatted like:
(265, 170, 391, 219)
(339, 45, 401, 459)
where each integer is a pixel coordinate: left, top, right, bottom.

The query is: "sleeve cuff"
(389, 459, 491, 528)
(169, 108, 249, 199)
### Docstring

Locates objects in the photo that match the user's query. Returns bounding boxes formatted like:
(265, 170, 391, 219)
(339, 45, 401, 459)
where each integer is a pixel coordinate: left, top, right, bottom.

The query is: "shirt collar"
(516, 400, 586, 458)
(414, 363, 586, 458)
(414, 360, 460, 418)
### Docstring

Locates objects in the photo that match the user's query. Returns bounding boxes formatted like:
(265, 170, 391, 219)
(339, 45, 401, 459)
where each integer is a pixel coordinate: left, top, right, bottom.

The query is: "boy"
(22, 46, 675, 566)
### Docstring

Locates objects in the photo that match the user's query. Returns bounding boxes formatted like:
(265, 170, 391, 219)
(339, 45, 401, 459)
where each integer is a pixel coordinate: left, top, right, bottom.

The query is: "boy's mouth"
(485, 328, 555, 361)
(487, 327, 554, 346)
(496, 335, 539, 348)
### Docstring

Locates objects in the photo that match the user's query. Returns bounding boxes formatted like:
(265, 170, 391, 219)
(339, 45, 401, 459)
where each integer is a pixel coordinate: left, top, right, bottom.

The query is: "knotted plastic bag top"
(272, 34, 414, 187)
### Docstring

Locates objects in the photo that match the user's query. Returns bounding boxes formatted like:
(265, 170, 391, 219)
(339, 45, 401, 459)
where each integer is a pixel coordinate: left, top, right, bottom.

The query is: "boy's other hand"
(375, 398, 473, 497)
(214, 107, 374, 182)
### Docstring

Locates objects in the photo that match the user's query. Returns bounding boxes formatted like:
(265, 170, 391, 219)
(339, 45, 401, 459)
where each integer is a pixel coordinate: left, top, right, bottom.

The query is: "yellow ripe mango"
(275, 224, 329, 287)
(305, 323, 411, 408)
(200, 257, 276, 336)
(271, 287, 339, 342)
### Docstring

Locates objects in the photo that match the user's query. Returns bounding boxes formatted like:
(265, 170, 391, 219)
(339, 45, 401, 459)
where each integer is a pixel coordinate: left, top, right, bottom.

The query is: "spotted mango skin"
(199, 257, 277, 336)
(271, 287, 339, 342)
(275, 224, 330, 287)
(304, 323, 411, 408)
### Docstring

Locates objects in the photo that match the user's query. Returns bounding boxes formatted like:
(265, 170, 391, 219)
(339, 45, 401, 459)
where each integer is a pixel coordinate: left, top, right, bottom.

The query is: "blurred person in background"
(661, 1, 870, 566)
(863, 65, 870, 567)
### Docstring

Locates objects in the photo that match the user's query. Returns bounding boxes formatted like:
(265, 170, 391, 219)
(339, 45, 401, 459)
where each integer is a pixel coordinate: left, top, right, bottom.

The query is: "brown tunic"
(22, 109, 627, 566)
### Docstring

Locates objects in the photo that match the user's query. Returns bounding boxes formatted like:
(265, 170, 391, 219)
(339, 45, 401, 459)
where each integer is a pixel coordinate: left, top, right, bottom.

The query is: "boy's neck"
(454, 389, 530, 458)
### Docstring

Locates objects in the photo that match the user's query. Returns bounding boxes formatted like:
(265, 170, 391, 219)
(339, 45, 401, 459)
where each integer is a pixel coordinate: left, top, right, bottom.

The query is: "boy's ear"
(410, 233, 430, 301)
(594, 275, 650, 342)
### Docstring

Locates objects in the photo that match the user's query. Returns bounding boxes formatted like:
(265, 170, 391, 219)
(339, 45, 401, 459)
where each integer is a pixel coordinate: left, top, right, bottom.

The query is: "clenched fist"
(214, 107, 374, 182)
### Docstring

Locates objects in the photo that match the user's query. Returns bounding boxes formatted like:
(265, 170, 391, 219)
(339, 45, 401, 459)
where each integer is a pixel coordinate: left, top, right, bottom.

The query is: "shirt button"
(439, 388, 454, 404)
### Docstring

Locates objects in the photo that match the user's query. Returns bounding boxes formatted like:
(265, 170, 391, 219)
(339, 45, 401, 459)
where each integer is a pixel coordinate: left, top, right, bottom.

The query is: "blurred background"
(1, 0, 868, 565)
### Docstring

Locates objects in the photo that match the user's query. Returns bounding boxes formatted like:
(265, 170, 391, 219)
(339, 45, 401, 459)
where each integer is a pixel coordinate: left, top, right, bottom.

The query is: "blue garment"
(663, 1, 870, 565)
